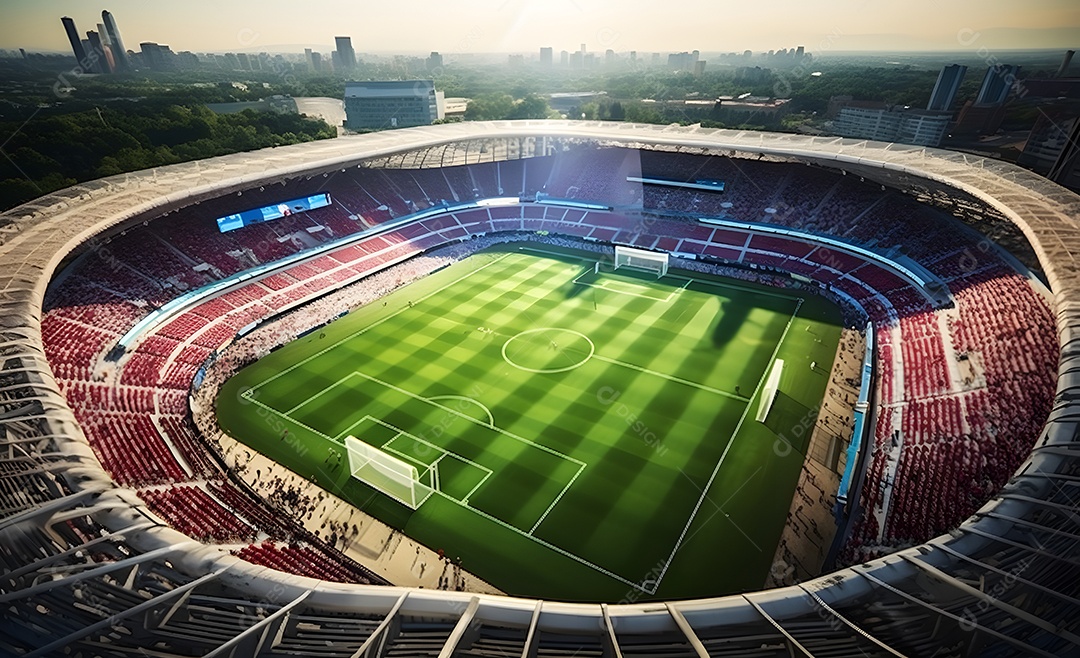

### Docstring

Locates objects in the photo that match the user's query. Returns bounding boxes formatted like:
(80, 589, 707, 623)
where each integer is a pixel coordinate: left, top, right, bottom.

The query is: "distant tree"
(508, 94, 551, 120)
(464, 93, 515, 121)
(608, 101, 626, 121)
(0, 102, 335, 211)
(624, 104, 664, 124)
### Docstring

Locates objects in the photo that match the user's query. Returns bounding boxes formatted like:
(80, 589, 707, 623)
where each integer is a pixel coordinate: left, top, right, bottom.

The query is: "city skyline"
(1, 0, 1077, 56)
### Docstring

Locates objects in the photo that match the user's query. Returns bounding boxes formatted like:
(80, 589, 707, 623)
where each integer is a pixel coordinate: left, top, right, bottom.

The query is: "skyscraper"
(540, 47, 553, 66)
(335, 36, 357, 71)
(60, 17, 89, 71)
(928, 64, 967, 112)
(85, 30, 109, 74)
(101, 10, 131, 71)
(976, 64, 1021, 105)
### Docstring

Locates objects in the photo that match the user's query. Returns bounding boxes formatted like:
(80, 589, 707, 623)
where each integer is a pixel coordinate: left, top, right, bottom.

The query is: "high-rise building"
(1018, 106, 1080, 192)
(101, 10, 131, 71)
(85, 30, 109, 74)
(1058, 50, 1075, 78)
(928, 64, 967, 112)
(605, 49, 615, 67)
(139, 42, 176, 71)
(540, 47, 553, 66)
(60, 17, 89, 72)
(343, 80, 443, 130)
(831, 101, 950, 147)
(426, 51, 443, 70)
(976, 64, 1021, 105)
(96, 22, 117, 71)
(560, 50, 569, 66)
(335, 36, 357, 71)
(304, 48, 315, 72)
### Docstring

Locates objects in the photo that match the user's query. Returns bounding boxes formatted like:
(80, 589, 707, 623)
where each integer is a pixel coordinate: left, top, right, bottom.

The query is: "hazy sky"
(2, 0, 1078, 55)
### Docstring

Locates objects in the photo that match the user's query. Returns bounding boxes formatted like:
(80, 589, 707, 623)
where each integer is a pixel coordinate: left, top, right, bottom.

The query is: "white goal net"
(345, 435, 434, 509)
(756, 359, 785, 423)
(614, 245, 669, 277)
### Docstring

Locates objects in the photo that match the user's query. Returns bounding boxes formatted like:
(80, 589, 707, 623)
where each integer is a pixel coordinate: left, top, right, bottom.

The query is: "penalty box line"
(647, 297, 805, 594)
(344, 370, 589, 538)
(263, 369, 593, 545)
(245, 378, 652, 594)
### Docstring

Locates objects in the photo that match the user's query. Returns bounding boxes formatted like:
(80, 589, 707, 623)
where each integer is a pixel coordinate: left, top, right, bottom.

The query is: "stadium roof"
(2, 121, 1079, 654)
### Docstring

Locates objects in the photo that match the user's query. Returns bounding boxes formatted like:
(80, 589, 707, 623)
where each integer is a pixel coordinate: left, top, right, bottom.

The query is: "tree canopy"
(0, 103, 335, 211)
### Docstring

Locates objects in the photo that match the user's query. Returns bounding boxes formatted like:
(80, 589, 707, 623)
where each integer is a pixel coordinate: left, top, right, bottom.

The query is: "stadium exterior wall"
(2, 121, 1079, 651)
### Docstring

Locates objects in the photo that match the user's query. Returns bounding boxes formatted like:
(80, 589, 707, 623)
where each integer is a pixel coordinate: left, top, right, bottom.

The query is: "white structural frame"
(2, 121, 1079, 655)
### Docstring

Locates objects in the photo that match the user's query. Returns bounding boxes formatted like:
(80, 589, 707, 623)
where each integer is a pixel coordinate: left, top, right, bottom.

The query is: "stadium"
(1, 120, 1078, 656)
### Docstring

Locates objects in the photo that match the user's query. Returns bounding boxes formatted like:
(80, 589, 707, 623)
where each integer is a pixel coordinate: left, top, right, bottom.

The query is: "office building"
(1018, 107, 1080, 191)
(927, 64, 967, 112)
(343, 80, 443, 131)
(139, 42, 176, 71)
(85, 30, 109, 74)
(60, 17, 89, 71)
(101, 10, 131, 71)
(335, 36, 357, 71)
(831, 101, 950, 147)
(1058, 50, 1075, 77)
(976, 64, 1021, 105)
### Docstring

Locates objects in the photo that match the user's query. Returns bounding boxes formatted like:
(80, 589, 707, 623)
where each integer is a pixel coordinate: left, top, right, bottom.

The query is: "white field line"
(649, 298, 804, 593)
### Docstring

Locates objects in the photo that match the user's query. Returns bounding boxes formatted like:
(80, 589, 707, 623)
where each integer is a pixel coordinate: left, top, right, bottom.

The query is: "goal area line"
(243, 373, 680, 591)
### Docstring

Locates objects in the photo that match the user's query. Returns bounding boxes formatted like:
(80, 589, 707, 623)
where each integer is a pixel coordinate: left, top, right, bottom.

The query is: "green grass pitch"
(216, 243, 843, 602)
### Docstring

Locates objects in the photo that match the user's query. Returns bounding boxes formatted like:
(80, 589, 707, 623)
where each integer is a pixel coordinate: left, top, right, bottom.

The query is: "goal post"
(756, 359, 785, 423)
(345, 435, 434, 509)
(614, 245, 669, 277)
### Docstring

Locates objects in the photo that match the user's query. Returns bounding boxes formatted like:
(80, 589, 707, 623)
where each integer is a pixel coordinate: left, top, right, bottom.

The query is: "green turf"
(216, 243, 843, 602)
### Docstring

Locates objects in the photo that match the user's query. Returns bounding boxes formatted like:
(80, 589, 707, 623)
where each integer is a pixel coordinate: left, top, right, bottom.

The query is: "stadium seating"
(234, 540, 380, 585)
(37, 148, 1058, 583)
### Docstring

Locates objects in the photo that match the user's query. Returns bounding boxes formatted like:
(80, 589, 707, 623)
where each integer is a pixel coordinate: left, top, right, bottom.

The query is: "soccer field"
(217, 244, 843, 601)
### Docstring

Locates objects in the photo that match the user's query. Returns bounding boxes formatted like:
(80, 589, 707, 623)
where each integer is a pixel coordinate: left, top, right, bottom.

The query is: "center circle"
(502, 328, 595, 374)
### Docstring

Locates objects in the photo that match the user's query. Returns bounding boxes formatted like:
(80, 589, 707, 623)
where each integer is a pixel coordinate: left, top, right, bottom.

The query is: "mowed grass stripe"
(216, 244, 842, 602)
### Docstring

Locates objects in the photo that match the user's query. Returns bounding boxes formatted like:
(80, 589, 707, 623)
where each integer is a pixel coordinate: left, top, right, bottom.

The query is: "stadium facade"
(1, 121, 1079, 656)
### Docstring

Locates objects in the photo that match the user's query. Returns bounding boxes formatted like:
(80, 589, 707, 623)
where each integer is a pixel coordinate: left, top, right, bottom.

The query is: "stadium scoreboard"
(216, 193, 332, 233)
